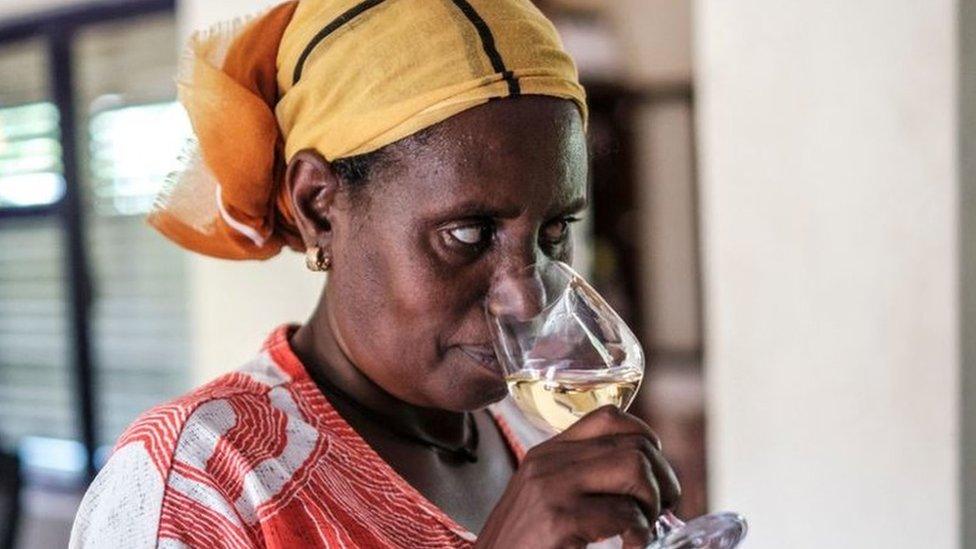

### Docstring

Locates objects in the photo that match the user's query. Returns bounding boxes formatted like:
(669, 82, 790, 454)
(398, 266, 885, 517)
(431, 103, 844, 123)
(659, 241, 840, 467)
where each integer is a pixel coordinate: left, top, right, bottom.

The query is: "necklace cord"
(307, 365, 480, 462)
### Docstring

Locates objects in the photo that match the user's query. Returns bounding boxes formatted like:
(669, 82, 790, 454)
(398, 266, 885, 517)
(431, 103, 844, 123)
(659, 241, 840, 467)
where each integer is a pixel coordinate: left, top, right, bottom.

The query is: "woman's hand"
(476, 405, 681, 549)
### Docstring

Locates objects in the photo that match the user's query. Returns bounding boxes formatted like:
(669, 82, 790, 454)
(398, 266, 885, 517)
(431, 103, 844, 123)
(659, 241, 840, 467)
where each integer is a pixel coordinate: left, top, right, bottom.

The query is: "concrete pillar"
(695, 1, 959, 547)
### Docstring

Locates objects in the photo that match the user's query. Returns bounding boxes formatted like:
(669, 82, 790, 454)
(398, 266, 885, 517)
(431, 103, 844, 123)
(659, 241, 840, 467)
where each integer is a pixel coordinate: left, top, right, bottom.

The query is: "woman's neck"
(289, 294, 469, 448)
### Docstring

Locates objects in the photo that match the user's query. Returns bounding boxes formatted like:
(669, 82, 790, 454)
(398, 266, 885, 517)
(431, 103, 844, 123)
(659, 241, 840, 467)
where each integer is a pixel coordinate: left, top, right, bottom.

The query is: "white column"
(177, 0, 323, 383)
(694, 1, 959, 548)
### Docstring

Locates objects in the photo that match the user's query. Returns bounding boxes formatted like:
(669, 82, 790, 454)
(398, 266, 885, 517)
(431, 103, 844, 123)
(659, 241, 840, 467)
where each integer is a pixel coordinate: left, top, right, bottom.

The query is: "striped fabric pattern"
(70, 326, 538, 548)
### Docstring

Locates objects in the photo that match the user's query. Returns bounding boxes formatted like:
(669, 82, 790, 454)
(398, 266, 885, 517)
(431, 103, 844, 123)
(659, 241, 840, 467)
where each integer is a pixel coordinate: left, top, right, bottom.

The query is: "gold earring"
(305, 246, 332, 272)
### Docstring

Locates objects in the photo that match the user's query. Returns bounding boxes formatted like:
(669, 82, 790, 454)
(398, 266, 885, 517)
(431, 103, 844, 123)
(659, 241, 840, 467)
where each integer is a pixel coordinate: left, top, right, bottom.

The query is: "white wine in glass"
(486, 261, 747, 549)
(505, 366, 643, 432)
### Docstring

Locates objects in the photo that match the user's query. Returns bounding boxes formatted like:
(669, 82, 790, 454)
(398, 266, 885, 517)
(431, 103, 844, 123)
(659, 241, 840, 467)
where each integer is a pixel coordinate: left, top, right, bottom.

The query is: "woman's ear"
(285, 149, 341, 252)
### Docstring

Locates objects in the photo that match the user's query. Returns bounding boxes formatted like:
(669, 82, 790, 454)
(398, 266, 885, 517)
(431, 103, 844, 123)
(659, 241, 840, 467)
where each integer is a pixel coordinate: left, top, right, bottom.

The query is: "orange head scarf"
(149, 0, 587, 260)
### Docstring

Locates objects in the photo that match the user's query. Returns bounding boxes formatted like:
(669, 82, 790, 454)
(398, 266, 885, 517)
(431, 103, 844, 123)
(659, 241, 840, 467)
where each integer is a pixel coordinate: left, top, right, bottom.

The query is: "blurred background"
(0, 0, 969, 548)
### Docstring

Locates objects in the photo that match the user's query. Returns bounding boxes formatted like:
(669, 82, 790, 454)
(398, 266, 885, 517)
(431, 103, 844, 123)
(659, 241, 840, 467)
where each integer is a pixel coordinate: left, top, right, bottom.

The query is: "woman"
(70, 0, 680, 547)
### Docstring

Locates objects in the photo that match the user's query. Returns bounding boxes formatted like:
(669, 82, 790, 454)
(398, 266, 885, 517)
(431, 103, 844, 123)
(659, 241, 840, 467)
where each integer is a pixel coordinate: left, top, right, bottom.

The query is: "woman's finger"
(556, 405, 662, 450)
(535, 433, 682, 509)
(562, 448, 663, 521)
(563, 495, 653, 548)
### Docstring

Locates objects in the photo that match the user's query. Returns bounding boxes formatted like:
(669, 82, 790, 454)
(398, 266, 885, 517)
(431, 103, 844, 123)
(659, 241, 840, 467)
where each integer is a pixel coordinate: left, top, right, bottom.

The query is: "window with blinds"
(0, 38, 74, 454)
(76, 14, 192, 448)
(0, 13, 192, 461)
(0, 218, 73, 449)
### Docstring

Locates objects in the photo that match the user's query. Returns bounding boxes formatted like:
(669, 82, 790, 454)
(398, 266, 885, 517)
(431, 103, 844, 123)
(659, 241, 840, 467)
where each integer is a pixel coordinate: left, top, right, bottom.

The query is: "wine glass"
(485, 260, 748, 549)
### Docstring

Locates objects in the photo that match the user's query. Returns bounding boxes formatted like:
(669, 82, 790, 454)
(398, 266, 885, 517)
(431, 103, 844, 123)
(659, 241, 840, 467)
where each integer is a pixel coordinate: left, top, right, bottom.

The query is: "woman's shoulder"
(114, 349, 298, 473)
(70, 346, 314, 548)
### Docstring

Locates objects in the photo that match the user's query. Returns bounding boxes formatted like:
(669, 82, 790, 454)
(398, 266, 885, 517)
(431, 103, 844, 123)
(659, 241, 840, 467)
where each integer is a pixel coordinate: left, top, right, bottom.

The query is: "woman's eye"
(541, 218, 573, 244)
(446, 224, 490, 246)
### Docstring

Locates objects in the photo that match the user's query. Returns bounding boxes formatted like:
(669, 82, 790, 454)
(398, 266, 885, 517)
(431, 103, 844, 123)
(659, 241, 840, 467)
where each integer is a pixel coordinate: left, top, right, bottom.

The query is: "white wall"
(187, 255, 323, 382)
(695, 1, 959, 548)
(178, 0, 322, 383)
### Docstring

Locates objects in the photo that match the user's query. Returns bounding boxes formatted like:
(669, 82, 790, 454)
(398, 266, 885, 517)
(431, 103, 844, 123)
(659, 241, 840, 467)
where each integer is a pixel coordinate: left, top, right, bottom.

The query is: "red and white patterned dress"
(70, 326, 544, 548)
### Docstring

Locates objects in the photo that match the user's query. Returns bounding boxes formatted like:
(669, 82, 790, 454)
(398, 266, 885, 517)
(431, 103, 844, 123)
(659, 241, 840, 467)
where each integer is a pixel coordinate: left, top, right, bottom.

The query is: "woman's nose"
(486, 267, 547, 321)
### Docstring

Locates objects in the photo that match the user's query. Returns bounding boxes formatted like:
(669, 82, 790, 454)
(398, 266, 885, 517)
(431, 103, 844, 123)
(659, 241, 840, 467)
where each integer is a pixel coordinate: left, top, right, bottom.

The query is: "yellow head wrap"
(149, 0, 587, 260)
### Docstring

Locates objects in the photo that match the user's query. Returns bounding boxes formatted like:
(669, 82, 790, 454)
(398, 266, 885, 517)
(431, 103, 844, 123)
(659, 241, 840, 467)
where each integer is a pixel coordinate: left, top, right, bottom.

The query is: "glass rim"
(483, 260, 579, 323)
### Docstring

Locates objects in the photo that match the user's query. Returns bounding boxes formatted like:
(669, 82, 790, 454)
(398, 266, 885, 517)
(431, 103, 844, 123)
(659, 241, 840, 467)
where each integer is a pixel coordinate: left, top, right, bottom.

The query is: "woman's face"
(321, 97, 587, 411)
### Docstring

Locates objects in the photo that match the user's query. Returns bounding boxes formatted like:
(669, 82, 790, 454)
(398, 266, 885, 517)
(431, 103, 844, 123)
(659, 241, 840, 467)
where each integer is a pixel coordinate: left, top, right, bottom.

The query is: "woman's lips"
(457, 344, 502, 377)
